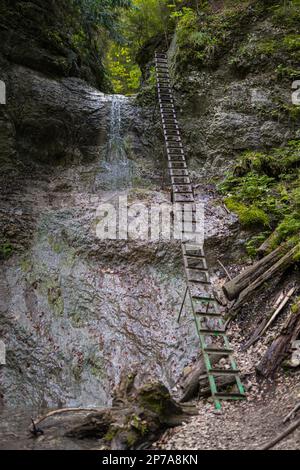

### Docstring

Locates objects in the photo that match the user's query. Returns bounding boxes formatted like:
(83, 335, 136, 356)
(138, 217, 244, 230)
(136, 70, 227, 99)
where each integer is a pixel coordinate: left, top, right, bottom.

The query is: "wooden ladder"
(154, 52, 246, 409)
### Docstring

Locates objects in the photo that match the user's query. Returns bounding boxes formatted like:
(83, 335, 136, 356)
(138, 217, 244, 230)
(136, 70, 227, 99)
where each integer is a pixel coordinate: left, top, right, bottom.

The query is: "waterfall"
(101, 94, 132, 190)
(107, 95, 127, 163)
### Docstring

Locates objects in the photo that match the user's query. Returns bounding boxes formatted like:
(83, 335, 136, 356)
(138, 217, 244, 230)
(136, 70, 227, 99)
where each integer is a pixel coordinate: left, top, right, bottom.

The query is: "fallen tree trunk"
(256, 304, 300, 378)
(179, 356, 239, 402)
(179, 356, 221, 402)
(242, 287, 295, 350)
(229, 245, 298, 316)
(257, 232, 276, 258)
(223, 245, 289, 301)
(51, 372, 197, 450)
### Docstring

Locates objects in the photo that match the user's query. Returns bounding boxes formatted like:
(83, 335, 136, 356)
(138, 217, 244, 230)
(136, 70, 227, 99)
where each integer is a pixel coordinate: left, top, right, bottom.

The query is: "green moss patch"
(219, 140, 300, 256)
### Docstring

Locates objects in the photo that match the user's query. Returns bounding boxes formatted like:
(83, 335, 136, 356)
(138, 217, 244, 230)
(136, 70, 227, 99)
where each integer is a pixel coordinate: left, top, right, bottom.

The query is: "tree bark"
(63, 373, 197, 450)
(256, 306, 300, 378)
(223, 245, 288, 301)
(257, 233, 276, 258)
(179, 356, 237, 402)
(179, 356, 218, 402)
(229, 245, 298, 316)
(242, 288, 295, 350)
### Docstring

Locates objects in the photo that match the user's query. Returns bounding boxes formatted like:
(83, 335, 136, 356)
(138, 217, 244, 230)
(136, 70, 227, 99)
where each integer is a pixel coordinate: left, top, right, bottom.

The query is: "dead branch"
(260, 286, 296, 337)
(283, 402, 300, 424)
(217, 259, 232, 281)
(242, 291, 286, 350)
(261, 417, 300, 450)
(31, 407, 105, 429)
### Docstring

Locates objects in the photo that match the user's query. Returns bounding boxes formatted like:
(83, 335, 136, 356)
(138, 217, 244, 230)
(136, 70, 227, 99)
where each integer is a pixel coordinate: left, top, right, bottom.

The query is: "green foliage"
(107, 43, 141, 94)
(276, 64, 300, 80)
(173, 1, 258, 69)
(224, 199, 270, 227)
(230, 32, 300, 72)
(229, 0, 300, 74)
(246, 233, 271, 257)
(106, 0, 176, 93)
(125, 0, 174, 48)
(74, 0, 132, 40)
(219, 140, 300, 253)
(271, 1, 300, 29)
(0, 241, 13, 260)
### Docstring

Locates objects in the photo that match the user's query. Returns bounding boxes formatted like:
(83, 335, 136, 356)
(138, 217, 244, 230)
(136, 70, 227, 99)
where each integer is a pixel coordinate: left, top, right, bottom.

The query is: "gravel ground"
(156, 294, 300, 451)
(157, 370, 300, 450)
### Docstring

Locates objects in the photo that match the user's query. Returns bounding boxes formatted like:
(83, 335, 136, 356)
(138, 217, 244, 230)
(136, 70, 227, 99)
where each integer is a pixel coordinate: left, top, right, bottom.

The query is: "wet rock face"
(161, 12, 299, 178)
(0, 0, 107, 89)
(0, 182, 198, 408)
(175, 72, 295, 178)
(0, 63, 198, 409)
(2, 66, 111, 165)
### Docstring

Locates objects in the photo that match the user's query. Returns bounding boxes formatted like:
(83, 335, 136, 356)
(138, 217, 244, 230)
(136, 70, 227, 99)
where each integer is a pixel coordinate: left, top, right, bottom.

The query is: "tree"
(74, 0, 132, 40)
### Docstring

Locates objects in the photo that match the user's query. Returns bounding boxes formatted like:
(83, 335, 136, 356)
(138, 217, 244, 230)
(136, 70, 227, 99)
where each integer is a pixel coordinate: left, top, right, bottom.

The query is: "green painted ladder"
(154, 51, 246, 409)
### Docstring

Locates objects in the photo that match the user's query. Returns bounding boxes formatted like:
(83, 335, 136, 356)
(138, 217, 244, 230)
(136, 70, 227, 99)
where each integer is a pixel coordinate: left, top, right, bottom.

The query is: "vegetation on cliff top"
(173, 0, 300, 76)
(219, 140, 300, 256)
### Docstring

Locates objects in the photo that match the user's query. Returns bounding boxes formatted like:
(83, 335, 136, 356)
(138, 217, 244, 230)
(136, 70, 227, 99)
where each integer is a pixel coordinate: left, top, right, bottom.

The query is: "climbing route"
(154, 52, 246, 409)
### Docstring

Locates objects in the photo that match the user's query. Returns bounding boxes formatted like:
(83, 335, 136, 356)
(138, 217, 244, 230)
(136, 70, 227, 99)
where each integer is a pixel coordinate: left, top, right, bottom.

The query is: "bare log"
(261, 417, 300, 450)
(179, 355, 238, 402)
(230, 245, 298, 315)
(31, 407, 105, 430)
(256, 305, 300, 378)
(223, 245, 288, 301)
(179, 356, 220, 402)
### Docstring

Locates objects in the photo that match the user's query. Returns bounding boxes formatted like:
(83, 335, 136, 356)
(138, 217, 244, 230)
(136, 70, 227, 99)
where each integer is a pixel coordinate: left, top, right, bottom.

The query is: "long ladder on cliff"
(154, 52, 246, 409)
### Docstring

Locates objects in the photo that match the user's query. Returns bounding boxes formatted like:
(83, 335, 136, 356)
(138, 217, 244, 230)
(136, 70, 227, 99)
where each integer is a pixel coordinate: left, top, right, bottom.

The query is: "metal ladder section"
(154, 52, 246, 409)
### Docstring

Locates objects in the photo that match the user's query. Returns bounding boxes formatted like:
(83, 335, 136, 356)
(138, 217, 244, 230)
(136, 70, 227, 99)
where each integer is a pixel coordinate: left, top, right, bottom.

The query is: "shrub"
(219, 140, 300, 252)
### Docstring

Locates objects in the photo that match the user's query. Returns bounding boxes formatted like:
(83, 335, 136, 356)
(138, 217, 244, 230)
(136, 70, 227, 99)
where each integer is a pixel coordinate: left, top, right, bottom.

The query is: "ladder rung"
(171, 178, 190, 184)
(188, 278, 211, 285)
(184, 245, 205, 257)
(186, 265, 208, 272)
(195, 311, 221, 318)
(199, 328, 225, 335)
(209, 368, 240, 375)
(165, 136, 181, 141)
(173, 183, 192, 189)
(204, 347, 233, 354)
(214, 393, 246, 400)
(174, 194, 194, 202)
(169, 168, 188, 174)
(168, 158, 186, 163)
(168, 165, 187, 171)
